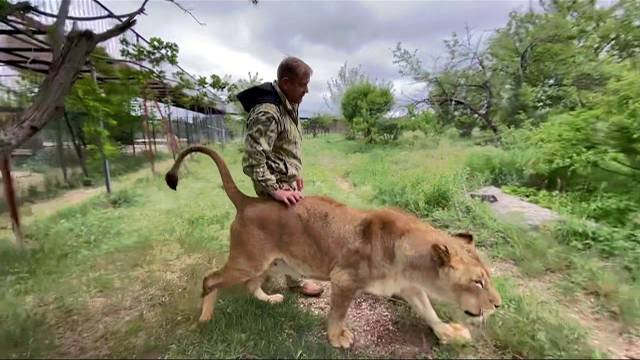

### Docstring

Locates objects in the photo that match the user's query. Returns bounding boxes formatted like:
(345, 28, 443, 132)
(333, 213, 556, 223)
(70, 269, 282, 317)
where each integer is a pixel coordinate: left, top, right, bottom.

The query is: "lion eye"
(474, 280, 484, 289)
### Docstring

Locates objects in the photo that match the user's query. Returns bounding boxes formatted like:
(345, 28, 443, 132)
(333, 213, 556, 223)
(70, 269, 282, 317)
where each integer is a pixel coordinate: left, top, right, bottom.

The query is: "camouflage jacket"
(237, 81, 303, 194)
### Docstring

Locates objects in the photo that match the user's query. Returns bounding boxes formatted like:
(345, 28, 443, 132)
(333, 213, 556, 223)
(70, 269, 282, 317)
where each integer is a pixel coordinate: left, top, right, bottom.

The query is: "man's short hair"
(277, 56, 312, 81)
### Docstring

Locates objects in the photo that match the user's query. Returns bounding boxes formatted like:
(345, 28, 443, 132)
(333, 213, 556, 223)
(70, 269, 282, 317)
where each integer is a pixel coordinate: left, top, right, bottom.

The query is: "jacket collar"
(273, 80, 298, 123)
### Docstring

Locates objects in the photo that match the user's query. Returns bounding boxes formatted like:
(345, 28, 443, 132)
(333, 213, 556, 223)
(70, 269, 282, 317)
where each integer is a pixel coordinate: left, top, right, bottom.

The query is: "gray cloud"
(103, 0, 533, 116)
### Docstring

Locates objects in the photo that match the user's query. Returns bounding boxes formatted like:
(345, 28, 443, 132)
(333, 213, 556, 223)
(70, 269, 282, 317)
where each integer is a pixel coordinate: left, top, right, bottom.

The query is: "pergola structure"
(0, 0, 232, 247)
(0, 0, 226, 114)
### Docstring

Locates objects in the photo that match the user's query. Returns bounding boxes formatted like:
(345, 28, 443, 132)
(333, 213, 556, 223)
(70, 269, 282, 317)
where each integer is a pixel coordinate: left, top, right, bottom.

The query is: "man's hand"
(270, 188, 303, 207)
(296, 177, 304, 192)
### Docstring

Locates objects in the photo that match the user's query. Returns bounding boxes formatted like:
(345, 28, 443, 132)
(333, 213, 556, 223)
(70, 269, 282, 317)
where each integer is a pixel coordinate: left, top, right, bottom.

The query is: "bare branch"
(94, 15, 137, 43)
(28, 3, 148, 21)
(51, 0, 71, 59)
(165, 0, 206, 26)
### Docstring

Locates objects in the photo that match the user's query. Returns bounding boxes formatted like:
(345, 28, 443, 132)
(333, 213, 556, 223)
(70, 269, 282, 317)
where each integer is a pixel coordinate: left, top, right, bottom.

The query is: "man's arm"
(243, 107, 280, 194)
(243, 105, 303, 206)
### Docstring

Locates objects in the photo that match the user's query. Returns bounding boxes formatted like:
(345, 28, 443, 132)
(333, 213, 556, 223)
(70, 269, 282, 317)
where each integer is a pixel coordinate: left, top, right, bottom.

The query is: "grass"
(0, 134, 634, 358)
(485, 277, 605, 359)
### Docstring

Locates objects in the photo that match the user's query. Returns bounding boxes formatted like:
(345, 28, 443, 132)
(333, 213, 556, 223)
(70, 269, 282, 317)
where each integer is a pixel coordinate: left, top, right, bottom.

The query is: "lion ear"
(432, 243, 451, 267)
(452, 231, 474, 245)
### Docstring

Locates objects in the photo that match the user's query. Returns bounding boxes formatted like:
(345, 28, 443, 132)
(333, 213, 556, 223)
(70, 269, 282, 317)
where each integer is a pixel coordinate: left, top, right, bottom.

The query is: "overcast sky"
(103, 0, 535, 117)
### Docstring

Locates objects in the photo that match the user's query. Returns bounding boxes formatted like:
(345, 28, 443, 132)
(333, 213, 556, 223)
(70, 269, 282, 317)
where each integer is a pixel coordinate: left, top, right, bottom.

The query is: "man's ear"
(279, 76, 291, 88)
(451, 231, 474, 245)
(432, 243, 451, 267)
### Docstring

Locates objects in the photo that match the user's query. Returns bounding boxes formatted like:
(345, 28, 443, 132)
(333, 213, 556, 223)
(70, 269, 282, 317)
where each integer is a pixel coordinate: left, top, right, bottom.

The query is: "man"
(236, 56, 323, 297)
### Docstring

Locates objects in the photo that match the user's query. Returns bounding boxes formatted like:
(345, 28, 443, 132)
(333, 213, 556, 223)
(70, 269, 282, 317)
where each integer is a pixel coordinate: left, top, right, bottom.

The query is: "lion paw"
(433, 322, 472, 344)
(198, 311, 213, 322)
(328, 326, 354, 349)
(267, 293, 284, 304)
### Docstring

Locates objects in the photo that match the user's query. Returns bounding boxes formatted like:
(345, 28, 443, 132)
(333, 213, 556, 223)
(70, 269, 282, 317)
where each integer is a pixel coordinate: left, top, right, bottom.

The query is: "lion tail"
(165, 145, 250, 210)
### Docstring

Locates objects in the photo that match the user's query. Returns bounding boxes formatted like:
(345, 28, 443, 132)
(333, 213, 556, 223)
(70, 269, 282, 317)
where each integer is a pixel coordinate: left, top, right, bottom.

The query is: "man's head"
(277, 56, 312, 105)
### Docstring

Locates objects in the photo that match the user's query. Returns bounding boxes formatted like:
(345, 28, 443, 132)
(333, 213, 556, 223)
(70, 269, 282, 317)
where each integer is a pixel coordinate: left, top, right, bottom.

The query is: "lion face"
(433, 233, 501, 320)
(405, 231, 502, 320)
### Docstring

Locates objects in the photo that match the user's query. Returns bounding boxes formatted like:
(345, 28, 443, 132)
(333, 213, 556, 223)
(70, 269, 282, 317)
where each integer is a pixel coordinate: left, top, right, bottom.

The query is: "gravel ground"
(294, 281, 436, 358)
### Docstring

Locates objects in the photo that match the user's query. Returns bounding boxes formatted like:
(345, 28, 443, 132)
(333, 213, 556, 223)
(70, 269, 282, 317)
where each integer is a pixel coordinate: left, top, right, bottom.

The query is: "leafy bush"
(107, 188, 142, 208)
(553, 218, 640, 271)
(341, 81, 394, 143)
(374, 170, 473, 218)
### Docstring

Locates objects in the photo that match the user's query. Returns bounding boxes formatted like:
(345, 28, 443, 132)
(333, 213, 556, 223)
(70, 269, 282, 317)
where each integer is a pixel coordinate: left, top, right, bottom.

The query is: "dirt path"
(335, 176, 354, 192)
(1, 159, 174, 233)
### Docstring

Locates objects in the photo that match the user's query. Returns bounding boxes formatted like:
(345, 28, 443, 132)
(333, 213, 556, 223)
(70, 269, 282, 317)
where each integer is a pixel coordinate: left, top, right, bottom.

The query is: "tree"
(303, 113, 335, 137)
(393, 27, 499, 138)
(324, 62, 368, 115)
(341, 82, 394, 143)
(0, 0, 147, 158)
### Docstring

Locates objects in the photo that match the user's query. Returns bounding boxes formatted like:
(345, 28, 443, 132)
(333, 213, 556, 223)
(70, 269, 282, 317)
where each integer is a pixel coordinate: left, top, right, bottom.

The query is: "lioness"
(166, 145, 501, 348)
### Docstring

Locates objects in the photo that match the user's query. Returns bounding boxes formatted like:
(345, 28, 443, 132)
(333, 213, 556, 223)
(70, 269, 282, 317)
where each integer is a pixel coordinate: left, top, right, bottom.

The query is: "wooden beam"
(0, 156, 23, 249)
(0, 29, 46, 35)
(0, 47, 51, 52)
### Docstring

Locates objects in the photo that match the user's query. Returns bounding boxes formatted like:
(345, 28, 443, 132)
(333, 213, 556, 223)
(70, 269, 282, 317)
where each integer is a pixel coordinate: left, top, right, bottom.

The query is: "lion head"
(404, 230, 502, 320)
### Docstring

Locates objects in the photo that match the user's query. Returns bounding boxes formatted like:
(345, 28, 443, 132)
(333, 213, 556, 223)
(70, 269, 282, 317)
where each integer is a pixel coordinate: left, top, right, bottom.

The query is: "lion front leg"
(399, 287, 471, 344)
(327, 268, 358, 349)
(327, 283, 356, 348)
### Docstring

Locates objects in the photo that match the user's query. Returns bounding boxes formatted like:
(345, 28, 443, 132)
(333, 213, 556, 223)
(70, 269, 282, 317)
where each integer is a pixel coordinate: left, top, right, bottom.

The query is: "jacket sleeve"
(242, 105, 280, 193)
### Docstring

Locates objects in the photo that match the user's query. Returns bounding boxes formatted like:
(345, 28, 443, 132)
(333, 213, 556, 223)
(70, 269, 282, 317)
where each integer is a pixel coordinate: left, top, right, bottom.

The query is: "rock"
(469, 186, 562, 230)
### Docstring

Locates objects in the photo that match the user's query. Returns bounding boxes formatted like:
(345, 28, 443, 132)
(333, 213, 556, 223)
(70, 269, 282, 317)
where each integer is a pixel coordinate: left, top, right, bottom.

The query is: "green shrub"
(374, 170, 471, 218)
(465, 147, 529, 186)
(553, 218, 640, 272)
(107, 188, 142, 208)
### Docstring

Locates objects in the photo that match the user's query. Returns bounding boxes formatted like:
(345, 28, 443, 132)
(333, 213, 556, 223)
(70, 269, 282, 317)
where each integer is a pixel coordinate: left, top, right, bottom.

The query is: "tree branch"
(94, 15, 137, 43)
(29, 4, 148, 21)
(165, 0, 206, 26)
(51, 0, 71, 60)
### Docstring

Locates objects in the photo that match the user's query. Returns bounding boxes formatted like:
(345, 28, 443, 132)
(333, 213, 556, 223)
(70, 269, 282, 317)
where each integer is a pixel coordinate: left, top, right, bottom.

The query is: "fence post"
(91, 67, 112, 194)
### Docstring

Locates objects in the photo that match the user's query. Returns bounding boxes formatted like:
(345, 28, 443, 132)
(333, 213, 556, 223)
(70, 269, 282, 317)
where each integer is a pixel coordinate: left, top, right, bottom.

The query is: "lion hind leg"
(198, 264, 255, 322)
(246, 275, 284, 304)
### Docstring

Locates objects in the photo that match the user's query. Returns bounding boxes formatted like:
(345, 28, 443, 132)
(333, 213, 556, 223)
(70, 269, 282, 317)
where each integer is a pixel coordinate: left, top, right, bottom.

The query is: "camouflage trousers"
(252, 181, 303, 288)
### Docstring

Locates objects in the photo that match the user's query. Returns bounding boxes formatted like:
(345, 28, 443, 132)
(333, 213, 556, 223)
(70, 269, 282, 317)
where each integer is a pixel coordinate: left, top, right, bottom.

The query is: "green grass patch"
(165, 289, 348, 359)
(486, 277, 604, 359)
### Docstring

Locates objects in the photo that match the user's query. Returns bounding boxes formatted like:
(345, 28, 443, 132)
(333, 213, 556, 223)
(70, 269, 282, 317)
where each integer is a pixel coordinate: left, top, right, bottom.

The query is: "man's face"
(280, 72, 311, 105)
